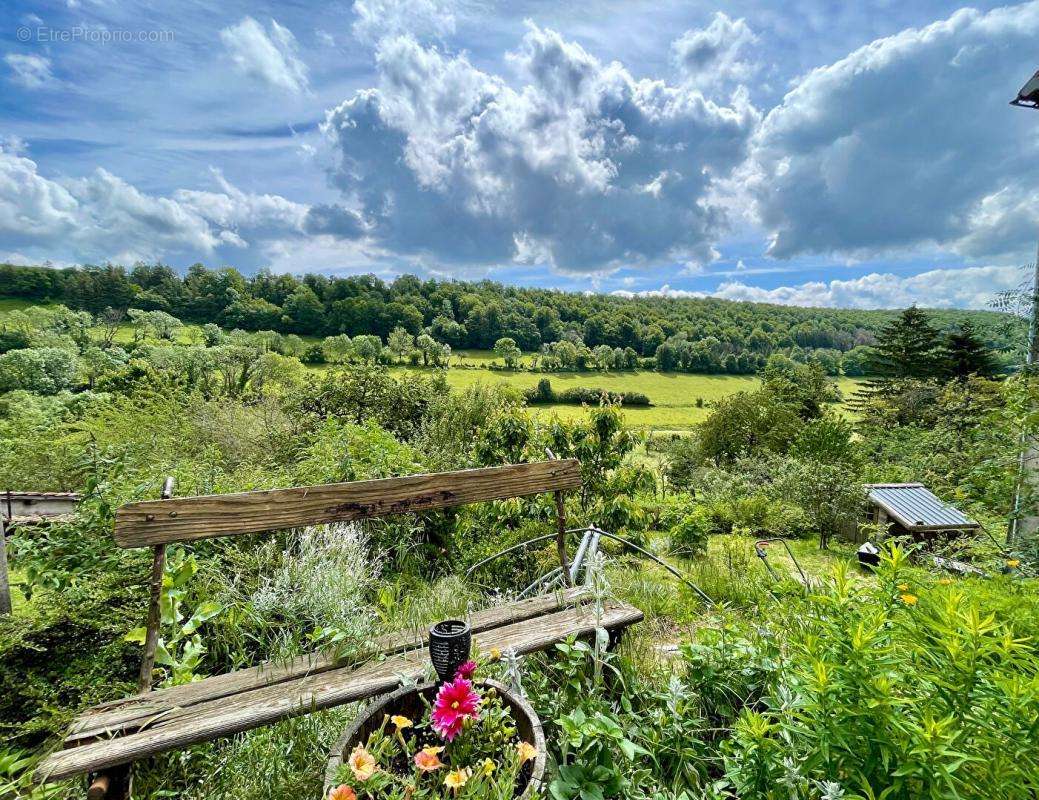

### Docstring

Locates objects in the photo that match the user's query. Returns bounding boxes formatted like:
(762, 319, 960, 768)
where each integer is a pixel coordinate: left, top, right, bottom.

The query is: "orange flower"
(516, 741, 538, 763)
(899, 593, 918, 606)
(348, 745, 377, 782)
(414, 746, 444, 772)
(328, 785, 357, 800)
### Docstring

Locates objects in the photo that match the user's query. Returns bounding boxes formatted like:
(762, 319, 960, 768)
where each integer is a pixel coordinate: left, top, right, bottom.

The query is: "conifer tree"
(864, 307, 943, 380)
(852, 307, 942, 408)
(943, 320, 998, 379)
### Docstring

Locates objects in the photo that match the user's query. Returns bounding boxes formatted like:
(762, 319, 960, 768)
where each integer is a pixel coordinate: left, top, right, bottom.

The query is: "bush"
(522, 379, 651, 406)
(0, 347, 79, 394)
(667, 503, 714, 557)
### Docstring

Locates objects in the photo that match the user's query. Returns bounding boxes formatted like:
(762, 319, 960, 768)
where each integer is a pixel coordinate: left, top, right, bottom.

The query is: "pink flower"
(432, 676, 481, 741)
(455, 660, 477, 680)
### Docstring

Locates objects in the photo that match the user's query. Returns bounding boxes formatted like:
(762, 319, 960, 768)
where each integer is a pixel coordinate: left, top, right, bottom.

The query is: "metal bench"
(34, 459, 643, 798)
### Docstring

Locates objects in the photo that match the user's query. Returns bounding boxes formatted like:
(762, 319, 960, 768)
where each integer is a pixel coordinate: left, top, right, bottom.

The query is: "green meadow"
(388, 358, 864, 430)
(0, 299, 863, 431)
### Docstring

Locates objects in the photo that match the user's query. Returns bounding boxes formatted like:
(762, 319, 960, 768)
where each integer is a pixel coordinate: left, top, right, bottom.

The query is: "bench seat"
(36, 589, 642, 784)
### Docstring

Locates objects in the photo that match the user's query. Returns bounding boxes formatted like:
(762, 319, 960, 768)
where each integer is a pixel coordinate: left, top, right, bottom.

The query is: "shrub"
(522, 380, 651, 407)
(0, 347, 79, 394)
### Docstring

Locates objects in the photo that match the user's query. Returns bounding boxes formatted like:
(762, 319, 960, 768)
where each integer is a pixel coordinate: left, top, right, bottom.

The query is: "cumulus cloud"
(748, 2, 1039, 263)
(671, 12, 757, 94)
(711, 265, 1024, 309)
(611, 284, 706, 299)
(352, 0, 456, 45)
(220, 17, 309, 94)
(0, 144, 311, 264)
(321, 24, 759, 273)
(5, 54, 54, 89)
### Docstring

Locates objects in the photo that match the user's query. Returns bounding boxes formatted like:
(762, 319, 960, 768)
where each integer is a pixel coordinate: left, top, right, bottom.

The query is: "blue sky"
(2, 0, 1039, 308)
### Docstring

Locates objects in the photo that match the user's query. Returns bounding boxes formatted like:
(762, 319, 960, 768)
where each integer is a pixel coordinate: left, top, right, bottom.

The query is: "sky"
(2, 0, 1039, 309)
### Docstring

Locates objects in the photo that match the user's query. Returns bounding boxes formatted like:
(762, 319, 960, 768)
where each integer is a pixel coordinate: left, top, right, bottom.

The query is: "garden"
(1, 299, 1038, 800)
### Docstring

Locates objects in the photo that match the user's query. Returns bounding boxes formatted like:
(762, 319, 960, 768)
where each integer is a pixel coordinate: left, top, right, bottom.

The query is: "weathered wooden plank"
(114, 460, 582, 547)
(37, 601, 642, 783)
(67, 588, 589, 743)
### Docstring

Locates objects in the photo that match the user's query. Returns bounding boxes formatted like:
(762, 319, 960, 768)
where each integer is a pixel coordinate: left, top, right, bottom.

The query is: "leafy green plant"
(126, 552, 222, 686)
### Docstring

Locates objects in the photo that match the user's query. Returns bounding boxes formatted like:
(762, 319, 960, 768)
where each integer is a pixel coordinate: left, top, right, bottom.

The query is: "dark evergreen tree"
(851, 307, 943, 409)
(863, 307, 943, 380)
(943, 320, 999, 379)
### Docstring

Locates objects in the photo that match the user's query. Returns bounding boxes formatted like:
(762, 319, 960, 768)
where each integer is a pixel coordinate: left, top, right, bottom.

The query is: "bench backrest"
(115, 459, 582, 548)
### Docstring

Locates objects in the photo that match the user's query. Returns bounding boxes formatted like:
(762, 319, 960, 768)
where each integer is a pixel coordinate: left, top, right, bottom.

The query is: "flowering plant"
(329, 660, 539, 799)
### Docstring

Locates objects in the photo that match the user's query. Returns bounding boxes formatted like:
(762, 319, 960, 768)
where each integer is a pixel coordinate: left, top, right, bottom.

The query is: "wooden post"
(554, 491, 572, 588)
(0, 515, 11, 616)
(138, 476, 175, 692)
(89, 478, 175, 800)
(543, 449, 572, 588)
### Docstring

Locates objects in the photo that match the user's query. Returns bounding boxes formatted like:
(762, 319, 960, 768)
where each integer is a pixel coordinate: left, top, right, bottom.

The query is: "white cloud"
(672, 12, 757, 94)
(748, 1, 1039, 264)
(321, 24, 759, 273)
(0, 146, 314, 264)
(351, 0, 456, 45)
(220, 17, 309, 94)
(611, 284, 706, 299)
(5, 54, 54, 89)
(711, 265, 1024, 309)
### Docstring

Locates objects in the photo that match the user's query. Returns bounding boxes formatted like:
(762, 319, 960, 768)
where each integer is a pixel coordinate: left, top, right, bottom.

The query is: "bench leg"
(87, 766, 131, 800)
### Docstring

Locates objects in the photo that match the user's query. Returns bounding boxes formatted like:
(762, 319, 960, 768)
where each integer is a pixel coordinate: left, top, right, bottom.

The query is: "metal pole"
(1009, 246, 1039, 547)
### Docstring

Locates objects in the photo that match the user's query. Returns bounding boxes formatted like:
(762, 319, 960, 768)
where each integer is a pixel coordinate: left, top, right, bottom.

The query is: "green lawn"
(388, 363, 864, 430)
(1, 298, 864, 431)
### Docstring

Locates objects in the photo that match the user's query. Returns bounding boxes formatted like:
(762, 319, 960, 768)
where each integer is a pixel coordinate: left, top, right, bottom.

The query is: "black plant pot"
(429, 619, 471, 683)
(857, 541, 880, 570)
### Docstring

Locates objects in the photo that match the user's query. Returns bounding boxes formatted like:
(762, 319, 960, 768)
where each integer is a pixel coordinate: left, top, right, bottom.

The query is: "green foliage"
(695, 390, 803, 466)
(288, 365, 447, 442)
(721, 547, 1039, 800)
(125, 552, 223, 686)
(0, 346, 79, 393)
(523, 379, 651, 407)
(2, 263, 1021, 374)
(864, 306, 945, 381)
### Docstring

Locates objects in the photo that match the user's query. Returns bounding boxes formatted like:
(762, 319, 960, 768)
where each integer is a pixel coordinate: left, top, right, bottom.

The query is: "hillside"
(0, 262, 1024, 377)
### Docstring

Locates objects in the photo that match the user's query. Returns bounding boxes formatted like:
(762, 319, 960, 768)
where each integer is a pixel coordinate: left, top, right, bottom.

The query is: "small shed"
(865, 483, 979, 539)
(2, 491, 81, 527)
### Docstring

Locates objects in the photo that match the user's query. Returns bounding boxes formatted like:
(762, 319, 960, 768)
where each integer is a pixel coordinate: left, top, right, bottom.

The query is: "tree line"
(0, 261, 1022, 376)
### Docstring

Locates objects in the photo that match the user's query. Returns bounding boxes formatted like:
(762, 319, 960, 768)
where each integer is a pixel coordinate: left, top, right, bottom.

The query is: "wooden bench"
(34, 459, 643, 797)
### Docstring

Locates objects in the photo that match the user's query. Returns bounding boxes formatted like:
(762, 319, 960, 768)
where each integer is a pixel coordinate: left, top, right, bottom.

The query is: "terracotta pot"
(324, 679, 546, 799)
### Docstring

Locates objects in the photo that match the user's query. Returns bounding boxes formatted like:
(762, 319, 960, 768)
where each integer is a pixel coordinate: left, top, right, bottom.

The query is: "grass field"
(389, 362, 864, 430)
(1, 298, 863, 431)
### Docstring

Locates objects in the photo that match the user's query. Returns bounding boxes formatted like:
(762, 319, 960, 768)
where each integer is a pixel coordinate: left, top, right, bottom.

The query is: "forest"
(0, 262, 1023, 376)
(1, 271, 1037, 800)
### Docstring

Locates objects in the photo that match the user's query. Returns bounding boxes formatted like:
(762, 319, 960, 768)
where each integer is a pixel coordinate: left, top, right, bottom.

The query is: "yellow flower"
(516, 741, 538, 763)
(1007, 559, 1021, 568)
(899, 593, 918, 606)
(391, 714, 413, 730)
(482, 758, 496, 776)
(348, 745, 377, 782)
(897, 583, 909, 592)
(489, 647, 502, 661)
(444, 768, 472, 792)
(938, 578, 952, 585)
